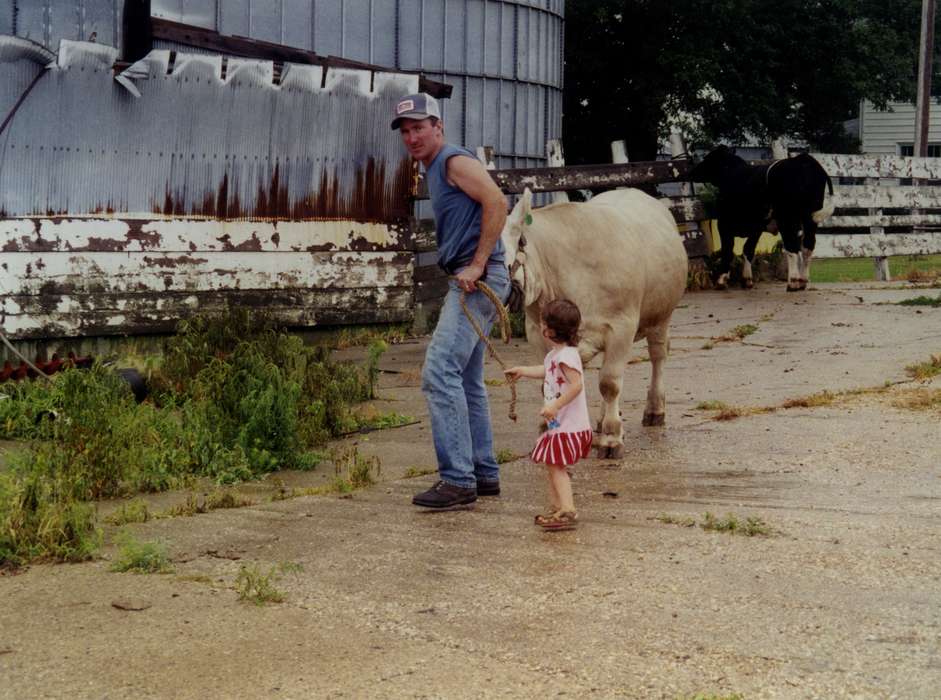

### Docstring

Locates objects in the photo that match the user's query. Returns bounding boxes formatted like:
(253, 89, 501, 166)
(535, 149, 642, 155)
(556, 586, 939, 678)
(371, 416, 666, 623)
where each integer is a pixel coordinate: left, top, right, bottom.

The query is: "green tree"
(563, 0, 924, 162)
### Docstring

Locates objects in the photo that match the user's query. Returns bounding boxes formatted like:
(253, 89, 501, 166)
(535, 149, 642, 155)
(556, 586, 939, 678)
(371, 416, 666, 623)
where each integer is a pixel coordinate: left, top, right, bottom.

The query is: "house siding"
(860, 100, 941, 154)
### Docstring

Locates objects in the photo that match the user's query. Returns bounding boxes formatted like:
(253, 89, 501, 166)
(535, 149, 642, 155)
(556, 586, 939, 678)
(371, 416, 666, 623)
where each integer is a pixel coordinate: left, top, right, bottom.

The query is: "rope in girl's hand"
(456, 279, 518, 422)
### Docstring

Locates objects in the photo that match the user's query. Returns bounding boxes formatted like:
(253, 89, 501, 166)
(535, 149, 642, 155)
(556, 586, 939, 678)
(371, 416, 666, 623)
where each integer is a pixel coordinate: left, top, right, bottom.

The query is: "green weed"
(109, 533, 173, 574)
(730, 324, 758, 339)
(235, 562, 302, 605)
(906, 355, 941, 382)
(495, 449, 518, 464)
(331, 446, 380, 492)
(701, 512, 770, 537)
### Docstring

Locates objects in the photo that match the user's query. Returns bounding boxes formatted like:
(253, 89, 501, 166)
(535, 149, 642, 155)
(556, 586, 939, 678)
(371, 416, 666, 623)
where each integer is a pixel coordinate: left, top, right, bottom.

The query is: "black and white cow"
(688, 146, 834, 291)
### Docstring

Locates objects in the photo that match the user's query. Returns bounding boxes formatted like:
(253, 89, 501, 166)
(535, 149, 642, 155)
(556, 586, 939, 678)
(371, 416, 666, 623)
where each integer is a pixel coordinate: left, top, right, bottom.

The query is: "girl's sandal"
(535, 511, 578, 531)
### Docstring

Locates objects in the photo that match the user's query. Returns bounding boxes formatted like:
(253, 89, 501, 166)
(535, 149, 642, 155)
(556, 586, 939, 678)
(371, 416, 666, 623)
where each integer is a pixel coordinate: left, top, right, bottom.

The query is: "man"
(392, 92, 511, 508)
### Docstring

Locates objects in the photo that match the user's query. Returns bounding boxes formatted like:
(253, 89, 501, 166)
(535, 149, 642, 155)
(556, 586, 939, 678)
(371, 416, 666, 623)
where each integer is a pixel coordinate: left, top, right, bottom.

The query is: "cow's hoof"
(742, 279, 754, 290)
(642, 412, 666, 427)
(715, 281, 727, 291)
(798, 279, 808, 290)
(786, 284, 801, 293)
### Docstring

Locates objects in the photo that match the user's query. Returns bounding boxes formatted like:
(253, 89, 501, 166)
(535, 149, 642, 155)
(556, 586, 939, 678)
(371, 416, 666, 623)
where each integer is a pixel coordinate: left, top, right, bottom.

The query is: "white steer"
(502, 187, 688, 458)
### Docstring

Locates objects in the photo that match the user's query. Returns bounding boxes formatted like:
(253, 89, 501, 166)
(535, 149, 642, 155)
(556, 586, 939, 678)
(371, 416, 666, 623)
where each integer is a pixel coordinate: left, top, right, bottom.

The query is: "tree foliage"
(563, 0, 925, 162)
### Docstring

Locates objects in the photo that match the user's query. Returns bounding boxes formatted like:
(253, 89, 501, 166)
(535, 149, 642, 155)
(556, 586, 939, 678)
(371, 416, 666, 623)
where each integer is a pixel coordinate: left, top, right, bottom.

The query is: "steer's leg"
(741, 233, 761, 289)
(595, 326, 635, 459)
(798, 217, 818, 290)
(642, 318, 671, 427)
(715, 220, 734, 290)
(779, 217, 803, 292)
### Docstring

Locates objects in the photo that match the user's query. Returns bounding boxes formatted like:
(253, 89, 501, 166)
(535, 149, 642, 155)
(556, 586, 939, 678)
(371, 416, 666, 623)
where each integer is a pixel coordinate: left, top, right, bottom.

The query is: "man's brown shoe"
(412, 481, 477, 508)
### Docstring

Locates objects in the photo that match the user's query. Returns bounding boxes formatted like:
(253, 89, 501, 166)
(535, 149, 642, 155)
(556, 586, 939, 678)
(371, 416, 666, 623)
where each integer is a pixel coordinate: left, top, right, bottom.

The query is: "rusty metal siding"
(0, 39, 421, 339)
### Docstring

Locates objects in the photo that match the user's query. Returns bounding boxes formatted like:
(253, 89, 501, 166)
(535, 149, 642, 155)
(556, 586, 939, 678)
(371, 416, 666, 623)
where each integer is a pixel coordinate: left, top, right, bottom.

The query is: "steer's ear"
(520, 187, 533, 224)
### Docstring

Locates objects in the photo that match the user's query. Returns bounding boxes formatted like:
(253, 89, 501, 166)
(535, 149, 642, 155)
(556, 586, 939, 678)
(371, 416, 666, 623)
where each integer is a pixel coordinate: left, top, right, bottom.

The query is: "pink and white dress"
(531, 345, 593, 467)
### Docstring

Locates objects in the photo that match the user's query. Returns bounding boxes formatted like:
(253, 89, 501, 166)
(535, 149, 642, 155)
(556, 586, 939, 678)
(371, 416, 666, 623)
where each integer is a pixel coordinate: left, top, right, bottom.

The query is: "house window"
(899, 143, 941, 157)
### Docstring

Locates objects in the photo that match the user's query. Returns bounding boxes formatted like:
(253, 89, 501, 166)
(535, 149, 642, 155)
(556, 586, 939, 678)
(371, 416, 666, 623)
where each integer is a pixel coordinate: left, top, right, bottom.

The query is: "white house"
(859, 100, 941, 156)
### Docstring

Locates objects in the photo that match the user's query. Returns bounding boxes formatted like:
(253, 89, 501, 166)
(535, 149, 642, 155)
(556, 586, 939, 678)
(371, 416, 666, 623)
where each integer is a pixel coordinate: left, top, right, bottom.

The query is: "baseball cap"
(391, 93, 441, 129)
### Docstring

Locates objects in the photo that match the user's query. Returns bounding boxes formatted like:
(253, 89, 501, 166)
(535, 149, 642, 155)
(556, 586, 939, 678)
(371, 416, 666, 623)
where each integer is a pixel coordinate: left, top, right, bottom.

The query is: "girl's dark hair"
(542, 299, 581, 346)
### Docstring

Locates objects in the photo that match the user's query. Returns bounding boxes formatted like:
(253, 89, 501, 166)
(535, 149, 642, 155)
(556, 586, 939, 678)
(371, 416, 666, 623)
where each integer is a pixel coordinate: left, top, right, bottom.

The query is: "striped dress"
(531, 345, 592, 467)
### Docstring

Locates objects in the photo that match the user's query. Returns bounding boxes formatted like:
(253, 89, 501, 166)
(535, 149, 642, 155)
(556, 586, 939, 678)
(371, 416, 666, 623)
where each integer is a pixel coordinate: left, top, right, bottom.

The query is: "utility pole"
(915, 0, 936, 157)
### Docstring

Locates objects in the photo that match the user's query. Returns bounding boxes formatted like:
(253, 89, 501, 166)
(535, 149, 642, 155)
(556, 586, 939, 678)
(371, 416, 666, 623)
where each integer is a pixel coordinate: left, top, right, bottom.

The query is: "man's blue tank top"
(426, 144, 505, 273)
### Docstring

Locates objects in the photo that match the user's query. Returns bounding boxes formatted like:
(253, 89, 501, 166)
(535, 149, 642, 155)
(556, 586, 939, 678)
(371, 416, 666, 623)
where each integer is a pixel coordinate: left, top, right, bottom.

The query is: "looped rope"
(456, 280, 517, 422)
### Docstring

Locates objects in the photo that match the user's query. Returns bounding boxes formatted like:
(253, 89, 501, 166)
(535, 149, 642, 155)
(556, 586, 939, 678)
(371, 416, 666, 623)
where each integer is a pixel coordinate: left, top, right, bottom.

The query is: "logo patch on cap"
(396, 99, 415, 115)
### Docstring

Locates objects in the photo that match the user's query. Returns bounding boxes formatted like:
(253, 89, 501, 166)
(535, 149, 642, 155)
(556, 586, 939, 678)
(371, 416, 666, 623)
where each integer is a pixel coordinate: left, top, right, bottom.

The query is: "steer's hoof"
(798, 279, 808, 290)
(742, 279, 754, 290)
(715, 281, 727, 291)
(596, 444, 625, 460)
(786, 283, 801, 293)
(642, 412, 666, 427)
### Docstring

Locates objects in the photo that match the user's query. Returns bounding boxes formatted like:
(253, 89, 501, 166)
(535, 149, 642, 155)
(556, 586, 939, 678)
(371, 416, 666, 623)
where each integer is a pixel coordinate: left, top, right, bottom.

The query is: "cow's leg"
(741, 233, 761, 289)
(642, 318, 671, 427)
(715, 222, 735, 290)
(779, 218, 803, 292)
(798, 218, 818, 290)
(595, 328, 635, 459)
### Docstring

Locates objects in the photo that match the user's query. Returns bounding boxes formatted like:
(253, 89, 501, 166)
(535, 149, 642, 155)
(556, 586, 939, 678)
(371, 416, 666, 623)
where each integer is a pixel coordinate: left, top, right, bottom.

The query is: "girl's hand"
(539, 403, 558, 422)
(504, 367, 523, 381)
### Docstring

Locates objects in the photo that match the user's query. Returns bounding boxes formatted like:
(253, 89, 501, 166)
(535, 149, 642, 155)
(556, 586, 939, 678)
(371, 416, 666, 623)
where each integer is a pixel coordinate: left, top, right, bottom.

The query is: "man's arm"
(447, 155, 508, 292)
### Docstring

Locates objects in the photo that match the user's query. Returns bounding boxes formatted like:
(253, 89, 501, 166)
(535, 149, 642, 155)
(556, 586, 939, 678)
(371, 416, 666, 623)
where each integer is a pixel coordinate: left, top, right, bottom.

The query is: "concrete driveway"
(1, 282, 940, 699)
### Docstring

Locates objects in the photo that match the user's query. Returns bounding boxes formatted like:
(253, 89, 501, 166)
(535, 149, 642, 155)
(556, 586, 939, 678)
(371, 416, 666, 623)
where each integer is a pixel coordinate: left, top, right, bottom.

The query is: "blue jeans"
(422, 262, 510, 489)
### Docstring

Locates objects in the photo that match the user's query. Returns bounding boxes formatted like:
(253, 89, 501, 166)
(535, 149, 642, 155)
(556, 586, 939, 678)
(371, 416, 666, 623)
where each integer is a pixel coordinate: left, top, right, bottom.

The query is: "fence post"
(771, 138, 788, 160)
(545, 139, 569, 204)
(865, 175, 891, 281)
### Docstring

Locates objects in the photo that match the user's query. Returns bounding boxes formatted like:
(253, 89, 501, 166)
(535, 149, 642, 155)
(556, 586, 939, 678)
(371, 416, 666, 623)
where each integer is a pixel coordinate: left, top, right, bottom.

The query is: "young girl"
(505, 299, 592, 530)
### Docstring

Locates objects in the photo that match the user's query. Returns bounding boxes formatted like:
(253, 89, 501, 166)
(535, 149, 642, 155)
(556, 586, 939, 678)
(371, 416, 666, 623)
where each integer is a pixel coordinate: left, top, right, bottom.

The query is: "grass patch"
(812, 254, 941, 283)
(781, 390, 837, 409)
(484, 378, 505, 387)
(158, 489, 255, 518)
(695, 400, 731, 411)
(109, 534, 174, 573)
(701, 512, 770, 536)
(654, 513, 696, 527)
(495, 448, 518, 464)
(234, 562, 302, 605)
(403, 466, 436, 479)
(898, 294, 941, 307)
(892, 388, 941, 411)
(104, 499, 151, 526)
(0, 309, 393, 567)
(906, 355, 941, 382)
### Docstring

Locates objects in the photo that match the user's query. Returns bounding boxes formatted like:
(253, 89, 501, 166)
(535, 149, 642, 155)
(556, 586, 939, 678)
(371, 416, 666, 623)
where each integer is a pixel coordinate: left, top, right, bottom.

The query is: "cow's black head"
(688, 145, 746, 185)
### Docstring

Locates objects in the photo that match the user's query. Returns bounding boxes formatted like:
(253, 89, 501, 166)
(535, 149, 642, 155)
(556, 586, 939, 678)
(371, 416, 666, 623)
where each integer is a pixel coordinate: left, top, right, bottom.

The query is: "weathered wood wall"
(0, 38, 422, 341)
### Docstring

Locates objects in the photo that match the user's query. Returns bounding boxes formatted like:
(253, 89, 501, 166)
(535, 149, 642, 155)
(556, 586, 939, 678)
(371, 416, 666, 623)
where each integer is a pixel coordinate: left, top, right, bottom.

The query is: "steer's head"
(688, 145, 743, 185)
(500, 188, 543, 307)
(501, 186, 533, 274)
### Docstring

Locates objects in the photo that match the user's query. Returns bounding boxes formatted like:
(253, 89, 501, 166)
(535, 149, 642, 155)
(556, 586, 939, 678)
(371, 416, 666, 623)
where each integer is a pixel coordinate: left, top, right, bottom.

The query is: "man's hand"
(455, 262, 485, 293)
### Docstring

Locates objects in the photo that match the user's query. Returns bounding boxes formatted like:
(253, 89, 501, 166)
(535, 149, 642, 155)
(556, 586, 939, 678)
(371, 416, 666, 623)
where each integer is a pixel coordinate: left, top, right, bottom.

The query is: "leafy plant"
(235, 562, 302, 605)
(109, 533, 173, 574)
(905, 355, 941, 382)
